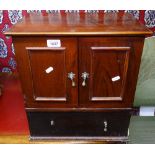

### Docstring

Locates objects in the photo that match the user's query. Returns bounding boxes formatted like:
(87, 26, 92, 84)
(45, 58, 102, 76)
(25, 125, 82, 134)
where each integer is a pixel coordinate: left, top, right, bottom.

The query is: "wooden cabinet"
(5, 12, 152, 143)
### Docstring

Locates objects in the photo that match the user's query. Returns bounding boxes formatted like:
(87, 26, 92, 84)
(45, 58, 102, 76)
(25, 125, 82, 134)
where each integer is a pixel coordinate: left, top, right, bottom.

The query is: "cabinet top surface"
(5, 12, 152, 36)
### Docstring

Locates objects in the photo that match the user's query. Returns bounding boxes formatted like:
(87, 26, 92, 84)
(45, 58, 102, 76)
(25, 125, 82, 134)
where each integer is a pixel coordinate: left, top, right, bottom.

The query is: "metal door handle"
(50, 120, 55, 126)
(104, 120, 108, 132)
(68, 72, 76, 87)
(81, 72, 89, 87)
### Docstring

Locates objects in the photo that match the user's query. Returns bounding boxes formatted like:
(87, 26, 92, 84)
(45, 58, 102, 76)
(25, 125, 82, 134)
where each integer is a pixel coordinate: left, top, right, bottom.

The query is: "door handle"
(81, 72, 89, 87)
(68, 72, 76, 87)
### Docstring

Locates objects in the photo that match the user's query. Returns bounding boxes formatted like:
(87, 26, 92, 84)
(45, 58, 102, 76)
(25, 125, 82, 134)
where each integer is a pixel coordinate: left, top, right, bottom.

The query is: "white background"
(0, 0, 155, 10)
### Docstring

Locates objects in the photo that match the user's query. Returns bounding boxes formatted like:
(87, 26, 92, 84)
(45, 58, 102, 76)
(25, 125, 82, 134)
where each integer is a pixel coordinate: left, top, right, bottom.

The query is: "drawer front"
(27, 111, 131, 140)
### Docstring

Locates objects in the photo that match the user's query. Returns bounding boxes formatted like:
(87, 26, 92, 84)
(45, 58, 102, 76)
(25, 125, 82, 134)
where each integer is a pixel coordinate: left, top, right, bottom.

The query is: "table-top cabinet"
(11, 35, 145, 110)
(5, 12, 152, 142)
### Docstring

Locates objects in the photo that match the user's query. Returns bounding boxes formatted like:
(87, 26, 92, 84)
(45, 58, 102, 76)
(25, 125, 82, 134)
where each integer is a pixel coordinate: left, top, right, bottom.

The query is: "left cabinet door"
(13, 37, 78, 109)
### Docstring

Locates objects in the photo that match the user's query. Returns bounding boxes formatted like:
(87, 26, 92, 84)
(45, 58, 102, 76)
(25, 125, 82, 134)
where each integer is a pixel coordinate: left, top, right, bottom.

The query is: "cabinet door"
(14, 37, 78, 109)
(79, 37, 144, 108)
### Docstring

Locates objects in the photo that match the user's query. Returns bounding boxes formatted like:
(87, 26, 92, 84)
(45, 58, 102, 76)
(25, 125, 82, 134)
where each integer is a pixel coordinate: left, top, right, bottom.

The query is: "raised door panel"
(27, 47, 67, 101)
(90, 46, 130, 101)
(79, 37, 144, 109)
(13, 37, 78, 109)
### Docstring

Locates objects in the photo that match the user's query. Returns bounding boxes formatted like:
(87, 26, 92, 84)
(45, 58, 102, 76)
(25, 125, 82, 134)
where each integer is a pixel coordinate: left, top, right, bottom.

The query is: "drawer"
(27, 111, 131, 141)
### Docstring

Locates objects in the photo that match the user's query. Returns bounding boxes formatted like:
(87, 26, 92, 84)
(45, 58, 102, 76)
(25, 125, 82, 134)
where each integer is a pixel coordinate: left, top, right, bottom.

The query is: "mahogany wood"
(5, 12, 152, 36)
(13, 37, 78, 109)
(5, 12, 152, 142)
(79, 37, 144, 109)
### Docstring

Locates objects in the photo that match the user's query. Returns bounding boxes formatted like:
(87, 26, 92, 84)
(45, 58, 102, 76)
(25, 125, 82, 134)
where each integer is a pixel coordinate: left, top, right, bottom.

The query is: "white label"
(140, 106, 155, 116)
(45, 67, 53, 74)
(47, 40, 61, 47)
(112, 76, 120, 82)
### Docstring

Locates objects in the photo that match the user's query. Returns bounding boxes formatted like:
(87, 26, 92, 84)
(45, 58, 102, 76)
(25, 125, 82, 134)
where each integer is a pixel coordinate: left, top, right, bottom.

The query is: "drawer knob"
(81, 72, 89, 87)
(50, 120, 55, 126)
(68, 72, 76, 87)
(104, 120, 108, 132)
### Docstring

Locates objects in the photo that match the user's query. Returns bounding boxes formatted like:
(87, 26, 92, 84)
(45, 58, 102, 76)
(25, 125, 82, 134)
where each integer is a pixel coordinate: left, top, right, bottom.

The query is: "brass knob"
(81, 72, 89, 87)
(104, 120, 108, 132)
(68, 72, 76, 87)
(50, 120, 55, 126)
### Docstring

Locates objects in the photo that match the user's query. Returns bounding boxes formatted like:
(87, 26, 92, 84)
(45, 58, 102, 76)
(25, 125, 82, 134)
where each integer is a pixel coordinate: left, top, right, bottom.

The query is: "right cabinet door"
(79, 37, 144, 108)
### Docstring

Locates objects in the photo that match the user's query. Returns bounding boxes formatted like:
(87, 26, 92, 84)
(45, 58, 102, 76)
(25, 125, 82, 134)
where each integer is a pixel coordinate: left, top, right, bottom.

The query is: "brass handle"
(68, 72, 76, 87)
(50, 120, 55, 126)
(81, 72, 89, 87)
(104, 120, 108, 132)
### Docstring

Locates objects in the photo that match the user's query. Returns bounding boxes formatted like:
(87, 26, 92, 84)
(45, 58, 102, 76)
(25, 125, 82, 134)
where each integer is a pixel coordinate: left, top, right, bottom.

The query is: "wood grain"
(13, 37, 78, 109)
(5, 12, 152, 142)
(78, 37, 144, 109)
(5, 12, 152, 36)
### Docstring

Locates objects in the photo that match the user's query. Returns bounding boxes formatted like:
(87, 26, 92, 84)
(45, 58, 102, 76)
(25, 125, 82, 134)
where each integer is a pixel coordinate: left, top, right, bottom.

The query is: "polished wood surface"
(5, 13, 152, 141)
(28, 47, 67, 101)
(5, 12, 152, 36)
(13, 37, 78, 109)
(12, 35, 145, 110)
(8, 13, 150, 111)
(79, 37, 144, 109)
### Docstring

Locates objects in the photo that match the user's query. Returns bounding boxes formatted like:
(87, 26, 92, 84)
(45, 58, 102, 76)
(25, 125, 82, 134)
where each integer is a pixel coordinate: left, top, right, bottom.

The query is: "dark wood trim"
(5, 31, 152, 37)
(130, 107, 140, 116)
